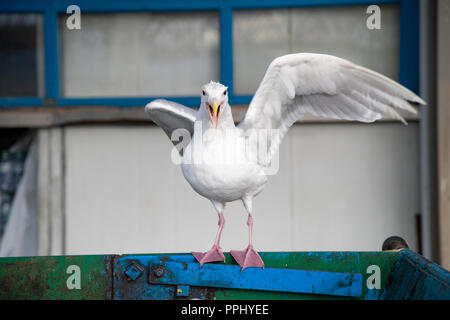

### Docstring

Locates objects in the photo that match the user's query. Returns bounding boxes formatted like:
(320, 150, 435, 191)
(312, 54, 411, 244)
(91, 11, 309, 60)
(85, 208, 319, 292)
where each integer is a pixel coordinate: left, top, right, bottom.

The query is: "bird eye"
(223, 90, 227, 96)
(202, 90, 206, 96)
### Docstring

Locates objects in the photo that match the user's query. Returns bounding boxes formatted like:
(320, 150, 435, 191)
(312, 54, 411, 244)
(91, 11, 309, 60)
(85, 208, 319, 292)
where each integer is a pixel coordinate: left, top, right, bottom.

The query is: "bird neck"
(217, 103, 235, 129)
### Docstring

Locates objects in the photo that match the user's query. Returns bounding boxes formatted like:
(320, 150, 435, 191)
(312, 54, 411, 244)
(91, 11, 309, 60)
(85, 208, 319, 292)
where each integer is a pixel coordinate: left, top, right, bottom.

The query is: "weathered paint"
(113, 251, 398, 300)
(215, 251, 401, 300)
(382, 250, 450, 299)
(148, 259, 363, 297)
(176, 285, 191, 297)
(0, 250, 448, 300)
(0, 255, 112, 299)
(113, 254, 215, 300)
(124, 260, 145, 281)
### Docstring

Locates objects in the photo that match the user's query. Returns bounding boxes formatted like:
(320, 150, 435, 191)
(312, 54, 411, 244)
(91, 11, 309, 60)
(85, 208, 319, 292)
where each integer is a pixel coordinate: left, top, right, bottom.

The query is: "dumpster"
(0, 249, 448, 300)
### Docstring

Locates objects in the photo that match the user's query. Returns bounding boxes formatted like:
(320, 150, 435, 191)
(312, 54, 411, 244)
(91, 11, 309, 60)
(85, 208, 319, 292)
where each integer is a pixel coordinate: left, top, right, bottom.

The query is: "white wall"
(64, 123, 419, 255)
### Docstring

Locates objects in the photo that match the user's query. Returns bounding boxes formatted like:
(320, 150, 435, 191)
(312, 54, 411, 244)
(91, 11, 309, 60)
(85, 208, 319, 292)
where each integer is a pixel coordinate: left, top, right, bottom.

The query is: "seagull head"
(200, 81, 229, 129)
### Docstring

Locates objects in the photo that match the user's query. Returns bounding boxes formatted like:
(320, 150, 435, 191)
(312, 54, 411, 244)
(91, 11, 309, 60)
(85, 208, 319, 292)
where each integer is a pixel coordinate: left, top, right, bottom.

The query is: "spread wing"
(145, 99, 197, 156)
(238, 53, 426, 166)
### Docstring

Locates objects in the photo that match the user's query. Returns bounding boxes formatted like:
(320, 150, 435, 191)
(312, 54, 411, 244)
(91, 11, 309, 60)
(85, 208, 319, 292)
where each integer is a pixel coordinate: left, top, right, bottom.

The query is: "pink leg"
(192, 212, 226, 267)
(230, 213, 265, 271)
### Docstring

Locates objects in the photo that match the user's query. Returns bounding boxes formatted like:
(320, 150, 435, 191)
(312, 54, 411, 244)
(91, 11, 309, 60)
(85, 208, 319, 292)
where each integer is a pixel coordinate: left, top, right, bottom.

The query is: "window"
(59, 12, 220, 97)
(0, 1, 419, 109)
(0, 14, 44, 97)
(233, 5, 400, 95)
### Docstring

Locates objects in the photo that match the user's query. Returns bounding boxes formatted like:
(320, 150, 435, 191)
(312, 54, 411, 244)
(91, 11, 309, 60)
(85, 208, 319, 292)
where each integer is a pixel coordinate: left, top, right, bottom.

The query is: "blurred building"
(0, 1, 448, 269)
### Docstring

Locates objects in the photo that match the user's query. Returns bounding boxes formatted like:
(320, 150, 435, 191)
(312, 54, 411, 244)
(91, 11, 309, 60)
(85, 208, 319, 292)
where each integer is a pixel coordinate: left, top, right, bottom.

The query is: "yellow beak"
(208, 101, 220, 128)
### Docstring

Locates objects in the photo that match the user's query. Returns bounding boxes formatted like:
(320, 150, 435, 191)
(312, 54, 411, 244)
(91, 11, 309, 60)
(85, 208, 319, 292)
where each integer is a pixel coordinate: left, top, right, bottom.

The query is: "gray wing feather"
(145, 99, 197, 155)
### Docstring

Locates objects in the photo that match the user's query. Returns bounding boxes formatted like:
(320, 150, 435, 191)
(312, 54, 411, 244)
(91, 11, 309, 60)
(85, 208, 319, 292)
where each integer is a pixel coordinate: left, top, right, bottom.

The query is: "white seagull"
(145, 53, 425, 270)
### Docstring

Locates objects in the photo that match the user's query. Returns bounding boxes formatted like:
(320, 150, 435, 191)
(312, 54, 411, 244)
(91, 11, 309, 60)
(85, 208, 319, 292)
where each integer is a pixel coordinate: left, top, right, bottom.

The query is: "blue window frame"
(0, 0, 419, 109)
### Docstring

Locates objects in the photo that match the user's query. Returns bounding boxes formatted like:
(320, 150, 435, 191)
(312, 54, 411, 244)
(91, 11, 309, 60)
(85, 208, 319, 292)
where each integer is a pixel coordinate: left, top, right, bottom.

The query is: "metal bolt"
(124, 261, 144, 281)
(153, 266, 165, 278)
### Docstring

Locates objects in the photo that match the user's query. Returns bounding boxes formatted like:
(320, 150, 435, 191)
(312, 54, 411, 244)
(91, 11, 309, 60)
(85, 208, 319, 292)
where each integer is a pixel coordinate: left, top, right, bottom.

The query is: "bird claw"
(230, 245, 264, 271)
(192, 246, 225, 268)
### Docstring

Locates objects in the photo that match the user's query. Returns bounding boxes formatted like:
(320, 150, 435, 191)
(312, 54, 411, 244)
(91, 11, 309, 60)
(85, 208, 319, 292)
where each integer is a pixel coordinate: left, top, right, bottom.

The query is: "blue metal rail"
(147, 259, 363, 297)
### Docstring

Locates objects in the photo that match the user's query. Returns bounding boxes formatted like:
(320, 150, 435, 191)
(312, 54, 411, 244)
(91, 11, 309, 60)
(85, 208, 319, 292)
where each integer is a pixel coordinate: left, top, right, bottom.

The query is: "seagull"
(145, 53, 425, 270)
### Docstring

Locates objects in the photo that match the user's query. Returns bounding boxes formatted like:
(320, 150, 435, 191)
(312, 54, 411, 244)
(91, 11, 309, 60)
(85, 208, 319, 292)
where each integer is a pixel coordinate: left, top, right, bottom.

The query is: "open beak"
(208, 101, 221, 128)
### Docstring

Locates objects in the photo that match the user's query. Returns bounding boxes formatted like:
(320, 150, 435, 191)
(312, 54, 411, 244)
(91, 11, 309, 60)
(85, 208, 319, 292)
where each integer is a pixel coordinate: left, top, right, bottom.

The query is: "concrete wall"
(61, 123, 420, 255)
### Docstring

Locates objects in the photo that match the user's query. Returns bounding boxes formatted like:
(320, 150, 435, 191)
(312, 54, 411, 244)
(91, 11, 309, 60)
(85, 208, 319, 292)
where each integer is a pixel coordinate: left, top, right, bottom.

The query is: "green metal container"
(0, 250, 448, 300)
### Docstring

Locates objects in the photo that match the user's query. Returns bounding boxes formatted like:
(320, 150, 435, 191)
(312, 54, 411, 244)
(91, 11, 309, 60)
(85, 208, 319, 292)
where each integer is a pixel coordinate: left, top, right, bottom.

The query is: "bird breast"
(180, 128, 267, 203)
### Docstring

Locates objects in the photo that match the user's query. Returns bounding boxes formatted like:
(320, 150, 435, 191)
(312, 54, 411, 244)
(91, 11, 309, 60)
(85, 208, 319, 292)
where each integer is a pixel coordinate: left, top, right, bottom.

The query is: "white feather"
(238, 53, 425, 164)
